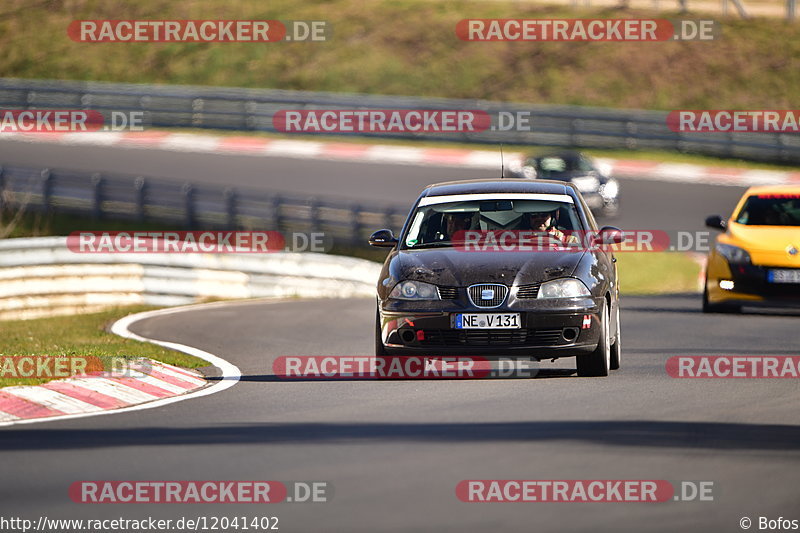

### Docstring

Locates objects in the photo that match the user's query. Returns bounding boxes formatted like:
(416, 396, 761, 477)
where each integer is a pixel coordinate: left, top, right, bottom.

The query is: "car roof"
(420, 178, 574, 198)
(743, 185, 800, 195)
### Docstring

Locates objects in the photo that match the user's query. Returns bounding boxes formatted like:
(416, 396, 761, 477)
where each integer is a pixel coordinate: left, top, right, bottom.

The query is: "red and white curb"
(0, 303, 242, 427)
(2, 130, 798, 188)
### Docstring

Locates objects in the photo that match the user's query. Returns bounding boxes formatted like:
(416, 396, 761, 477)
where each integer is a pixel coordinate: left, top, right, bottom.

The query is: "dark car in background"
(509, 151, 620, 217)
(369, 179, 624, 377)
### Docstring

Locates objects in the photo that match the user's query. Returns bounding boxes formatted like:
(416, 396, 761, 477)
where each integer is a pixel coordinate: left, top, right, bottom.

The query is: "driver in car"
(439, 211, 475, 241)
(523, 209, 579, 245)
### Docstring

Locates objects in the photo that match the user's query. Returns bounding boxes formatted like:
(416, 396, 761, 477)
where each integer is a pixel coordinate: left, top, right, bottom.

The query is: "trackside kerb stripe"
(1, 299, 245, 427)
(42, 381, 128, 409)
(0, 391, 65, 418)
(3, 387, 103, 414)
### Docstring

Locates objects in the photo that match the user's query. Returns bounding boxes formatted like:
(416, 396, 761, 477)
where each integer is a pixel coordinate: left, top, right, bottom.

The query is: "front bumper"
(379, 297, 603, 358)
(707, 258, 800, 309)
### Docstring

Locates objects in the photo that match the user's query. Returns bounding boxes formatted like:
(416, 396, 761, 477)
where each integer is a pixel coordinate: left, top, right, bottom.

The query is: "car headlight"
(389, 280, 441, 300)
(537, 278, 591, 299)
(600, 179, 619, 199)
(716, 243, 751, 264)
(571, 176, 600, 193)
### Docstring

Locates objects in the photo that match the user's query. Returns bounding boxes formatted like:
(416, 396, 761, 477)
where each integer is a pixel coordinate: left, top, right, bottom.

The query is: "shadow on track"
(229, 368, 577, 382)
(3, 420, 800, 452)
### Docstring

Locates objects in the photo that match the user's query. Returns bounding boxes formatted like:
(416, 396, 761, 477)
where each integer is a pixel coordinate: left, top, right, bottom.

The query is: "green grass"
(0, 0, 798, 111)
(616, 251, 702, 295)
(0, 210, 174, 239)
(0, 306, 208, 388)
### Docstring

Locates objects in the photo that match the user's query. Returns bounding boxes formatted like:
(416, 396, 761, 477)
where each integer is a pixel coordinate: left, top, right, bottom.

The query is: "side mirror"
(591, 226, 625, 246)
(705, 215, 727, 231)
(368, 229, 398, 248)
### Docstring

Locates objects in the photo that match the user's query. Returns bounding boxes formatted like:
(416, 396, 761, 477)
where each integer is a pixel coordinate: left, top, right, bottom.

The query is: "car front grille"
(437, 286, 459, 299)
(516, 283, 541, 299)
(467, 284, 508, 308)
(418, 328, 565, 347)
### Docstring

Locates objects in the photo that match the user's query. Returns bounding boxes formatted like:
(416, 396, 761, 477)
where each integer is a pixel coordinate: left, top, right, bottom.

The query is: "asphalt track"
(1, 296, 800, 531)
(1, 141, 799, 532)
(0, 137, 747, 232)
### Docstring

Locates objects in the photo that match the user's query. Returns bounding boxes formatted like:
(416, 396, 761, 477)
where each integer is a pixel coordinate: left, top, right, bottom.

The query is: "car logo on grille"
(787, 246, 799, 256)
(481, 289, 495, 300)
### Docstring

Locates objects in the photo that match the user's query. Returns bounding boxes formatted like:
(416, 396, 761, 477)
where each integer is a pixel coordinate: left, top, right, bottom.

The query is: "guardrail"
(1, 78, 798, 164)
(0, 237, 382, 320)
(0, 162, 409, 243)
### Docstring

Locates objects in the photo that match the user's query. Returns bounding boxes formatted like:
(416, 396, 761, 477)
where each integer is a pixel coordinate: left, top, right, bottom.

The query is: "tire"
(702, 279, 741, 314)
(375, 308, 388, 356)
(610, 303, 621, 371)
(576, 301, 610, 377)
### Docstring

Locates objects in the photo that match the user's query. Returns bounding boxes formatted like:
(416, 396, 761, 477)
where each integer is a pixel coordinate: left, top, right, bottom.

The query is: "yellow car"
(704, 185, 800, 313)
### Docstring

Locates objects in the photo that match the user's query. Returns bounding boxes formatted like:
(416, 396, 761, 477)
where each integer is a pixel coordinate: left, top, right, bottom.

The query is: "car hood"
(727, 223, 800, 252)
(388, 248, 586, 287)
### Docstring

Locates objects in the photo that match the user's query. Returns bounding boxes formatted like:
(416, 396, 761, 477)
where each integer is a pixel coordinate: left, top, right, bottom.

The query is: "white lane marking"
(0, 299, 247, 427)
(2, 387, 103, 414)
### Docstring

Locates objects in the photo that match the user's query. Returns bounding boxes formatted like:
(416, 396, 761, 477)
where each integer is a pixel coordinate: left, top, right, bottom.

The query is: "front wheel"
(576, 301, 610, 377)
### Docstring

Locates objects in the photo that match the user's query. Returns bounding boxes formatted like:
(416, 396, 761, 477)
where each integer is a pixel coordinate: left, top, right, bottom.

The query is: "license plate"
(768, 269, 800, 284)
(454, 313, 520, 329)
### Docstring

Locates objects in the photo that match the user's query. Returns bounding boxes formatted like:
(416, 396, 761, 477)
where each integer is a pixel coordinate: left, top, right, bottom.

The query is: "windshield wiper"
(406, 241, 455, 249)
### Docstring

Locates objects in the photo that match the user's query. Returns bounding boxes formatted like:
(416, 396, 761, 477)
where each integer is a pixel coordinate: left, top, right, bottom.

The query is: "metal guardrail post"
(40, 169, 52, 212)
(383, 209, 395, 235)
(91, 173, 104, 219)
(182, 183, 195, 228)
(271, 195, 283, 231)
(134, 177, 146, 222)
(351, 204, 362, 242)
(309, 199, 321, 233)
(224, 188, 237, 228)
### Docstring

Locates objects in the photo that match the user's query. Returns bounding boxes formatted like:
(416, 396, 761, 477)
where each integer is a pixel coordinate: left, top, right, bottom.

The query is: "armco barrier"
(0, 163, 408, 243)
(1, 78, 798, 164)
(0, 237, 381, 320)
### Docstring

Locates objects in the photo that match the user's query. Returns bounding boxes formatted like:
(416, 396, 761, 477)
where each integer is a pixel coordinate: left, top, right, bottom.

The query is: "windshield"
(734, 194, 800, 226)
(532, 155, 593, 176)
(402, 198, 583, 249)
